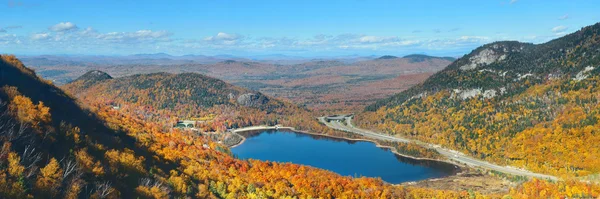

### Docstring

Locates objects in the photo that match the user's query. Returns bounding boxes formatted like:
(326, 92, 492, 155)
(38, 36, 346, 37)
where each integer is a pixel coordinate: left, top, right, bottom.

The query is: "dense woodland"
(358, 23, 600, 179)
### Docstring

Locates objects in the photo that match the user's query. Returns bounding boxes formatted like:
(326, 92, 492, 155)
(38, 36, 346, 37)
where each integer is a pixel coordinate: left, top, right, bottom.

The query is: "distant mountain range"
(18, 53, 457, 66)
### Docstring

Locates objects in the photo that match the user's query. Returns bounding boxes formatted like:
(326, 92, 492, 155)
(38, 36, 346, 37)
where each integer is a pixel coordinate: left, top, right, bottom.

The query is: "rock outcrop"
(236, 92, 270, 107)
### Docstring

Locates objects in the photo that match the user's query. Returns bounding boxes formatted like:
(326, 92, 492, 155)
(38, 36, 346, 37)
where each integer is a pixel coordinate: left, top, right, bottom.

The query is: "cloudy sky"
(1, 0, 599, 57)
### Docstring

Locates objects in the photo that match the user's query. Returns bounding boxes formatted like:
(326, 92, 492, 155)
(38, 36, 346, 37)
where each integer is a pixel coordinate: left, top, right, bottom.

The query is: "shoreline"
(228, 125, 463, 169)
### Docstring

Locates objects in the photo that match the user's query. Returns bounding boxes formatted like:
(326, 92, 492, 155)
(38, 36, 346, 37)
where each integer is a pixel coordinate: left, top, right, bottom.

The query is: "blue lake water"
(231, 130, 458, 184)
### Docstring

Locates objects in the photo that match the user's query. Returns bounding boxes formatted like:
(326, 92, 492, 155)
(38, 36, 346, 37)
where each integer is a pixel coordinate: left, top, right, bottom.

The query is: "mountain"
(74, 70, 113, 82)
(359, 22, 600, 177)
(402, 54, 456, 62)
(248, 54, 308, 60)
(70, 70, 113, 91)
(367, 23, 600, 111)
(376, 55, 399, 60)
(64, 72, 285, 113)
(130, 53, 173, 59)
(376, 54, 456, 62)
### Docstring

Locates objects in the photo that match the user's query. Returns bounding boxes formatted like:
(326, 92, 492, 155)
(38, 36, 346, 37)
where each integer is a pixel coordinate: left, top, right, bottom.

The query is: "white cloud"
(552, 25, 568, 33)
(10, 21, 563, 56)
(250, 34, 485, 51)
(358, 36, 398, 43)
(49, 22, 78, 32)
(0, 34, 20, 44)
(97, 30, 172, 43)
(509, 0, 518, 4)
(22, 27, 173, 53)
(204, 32, 241, 41)
(80, 27, 97, 36)
(31, 33, 50, 40)
(558, 14, 569, 20)
(420, 36, 491, 50)
(202, 32, 244, 45)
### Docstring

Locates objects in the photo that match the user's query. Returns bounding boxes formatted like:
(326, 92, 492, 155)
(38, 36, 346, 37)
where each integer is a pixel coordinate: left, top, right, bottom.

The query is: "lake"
(231, 130, 458, 184)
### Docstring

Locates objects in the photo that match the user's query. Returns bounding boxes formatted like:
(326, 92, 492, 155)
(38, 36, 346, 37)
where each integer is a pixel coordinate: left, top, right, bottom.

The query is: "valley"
(23, 54, 453, 112)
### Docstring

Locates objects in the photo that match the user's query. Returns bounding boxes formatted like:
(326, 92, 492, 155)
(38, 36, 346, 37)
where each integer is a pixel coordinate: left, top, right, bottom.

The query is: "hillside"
(0, 55, 185, 198)
(358, 22, 600, 177)
(63, 70, 346, 140)
(66, 72, 281, 111)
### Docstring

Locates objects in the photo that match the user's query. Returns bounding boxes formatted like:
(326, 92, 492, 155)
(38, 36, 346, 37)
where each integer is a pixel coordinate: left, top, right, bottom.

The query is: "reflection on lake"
(232, 130, 458, 184)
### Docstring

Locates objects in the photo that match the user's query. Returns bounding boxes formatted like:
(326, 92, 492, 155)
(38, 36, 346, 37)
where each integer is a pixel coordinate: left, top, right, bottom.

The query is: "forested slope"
(63, 70, 339, 137)
(359, 22, 600, 178)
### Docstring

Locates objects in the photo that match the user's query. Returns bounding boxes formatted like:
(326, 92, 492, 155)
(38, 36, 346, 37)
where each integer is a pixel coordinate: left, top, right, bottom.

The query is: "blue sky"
(1, 0, 599, 57)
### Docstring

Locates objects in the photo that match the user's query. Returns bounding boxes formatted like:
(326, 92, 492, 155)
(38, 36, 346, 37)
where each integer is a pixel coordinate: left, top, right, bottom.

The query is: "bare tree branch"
(61, 158, 80, 179)
(21, 145, 42, 178)
(94, 181, 114, 199)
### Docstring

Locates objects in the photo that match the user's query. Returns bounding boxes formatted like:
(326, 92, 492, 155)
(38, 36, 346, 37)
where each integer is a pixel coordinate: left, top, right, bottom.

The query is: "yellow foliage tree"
(7, 152, 25, 177)
(105, 149, 146, 174)
(35, 158, 63, 196)
(136, 185, 169, 199)
(8, 95, 51, 128)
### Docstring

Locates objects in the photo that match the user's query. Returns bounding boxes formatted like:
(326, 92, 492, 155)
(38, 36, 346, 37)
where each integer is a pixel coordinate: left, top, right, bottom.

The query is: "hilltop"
(376, 55, 399, 59)
(69, 70, 113, 91)
(402, 54, 456, 63)
(358, 22, 600, 178)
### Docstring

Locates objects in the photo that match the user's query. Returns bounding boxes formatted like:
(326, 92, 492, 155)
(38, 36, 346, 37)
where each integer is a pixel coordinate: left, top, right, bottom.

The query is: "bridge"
(175, 120, 197, 128)
(323, 114, 354, 122)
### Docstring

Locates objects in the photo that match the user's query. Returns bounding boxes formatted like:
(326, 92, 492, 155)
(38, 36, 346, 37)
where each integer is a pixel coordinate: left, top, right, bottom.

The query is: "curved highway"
(318, 116, 558, 181)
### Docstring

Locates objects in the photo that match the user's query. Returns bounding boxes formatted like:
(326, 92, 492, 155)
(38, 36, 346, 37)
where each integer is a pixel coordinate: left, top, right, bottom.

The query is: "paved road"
(319, 116, 559, 181)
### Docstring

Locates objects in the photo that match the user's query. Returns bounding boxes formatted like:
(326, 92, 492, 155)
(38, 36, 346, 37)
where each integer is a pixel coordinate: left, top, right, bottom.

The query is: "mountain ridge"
(366, 23, 600, 111)
(357, 22, 600, 178)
